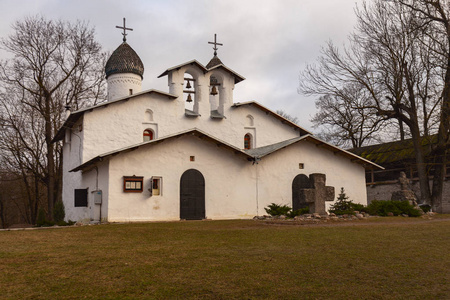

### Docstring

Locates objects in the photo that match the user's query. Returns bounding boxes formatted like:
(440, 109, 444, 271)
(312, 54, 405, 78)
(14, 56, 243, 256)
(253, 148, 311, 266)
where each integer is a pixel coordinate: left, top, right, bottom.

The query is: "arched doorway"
(180, 169, 205, 220)
(292, 174, 311, 211)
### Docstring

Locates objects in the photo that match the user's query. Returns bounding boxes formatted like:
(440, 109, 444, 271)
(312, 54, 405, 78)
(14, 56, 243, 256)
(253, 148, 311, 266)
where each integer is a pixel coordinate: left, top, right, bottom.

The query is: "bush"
(286, 207, 309, 218)
(329, 188, 362, 215)
(264, 203, 292, 216)
(419, 204, 431, 213)
(36, 208, 47, 227)
(53, 200, 65, 223)
(366, 200, 422, 217)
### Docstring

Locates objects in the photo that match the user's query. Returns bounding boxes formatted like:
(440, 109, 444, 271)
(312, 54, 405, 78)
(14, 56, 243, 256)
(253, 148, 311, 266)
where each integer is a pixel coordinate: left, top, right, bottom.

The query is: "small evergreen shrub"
(329, 188, 362, 215)
(53, 200, 65, 223)
(36, 208, 47, 227)
(286, 207, 309, 218)
(264, 203, 291, 216)
(366, 200, 421, 217)
(419, 204, 431, 213)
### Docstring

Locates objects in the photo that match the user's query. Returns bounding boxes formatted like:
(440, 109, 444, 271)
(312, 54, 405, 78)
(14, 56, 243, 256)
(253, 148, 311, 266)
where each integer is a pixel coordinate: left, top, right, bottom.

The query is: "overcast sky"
(0, 0, 360, 131)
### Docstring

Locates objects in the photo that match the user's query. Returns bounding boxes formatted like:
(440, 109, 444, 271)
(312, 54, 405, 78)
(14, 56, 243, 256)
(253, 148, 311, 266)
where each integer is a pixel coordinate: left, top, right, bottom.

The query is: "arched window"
(145, 109, 153, 122)
(143, 129, 154, 142)
(246, 115, 254, 127)
(244, 134, 252, 150)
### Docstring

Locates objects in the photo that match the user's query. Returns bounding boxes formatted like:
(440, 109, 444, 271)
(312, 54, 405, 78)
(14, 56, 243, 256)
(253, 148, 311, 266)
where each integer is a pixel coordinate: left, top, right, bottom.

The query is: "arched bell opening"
(208, 73, 225, 118)
(183, 73, 196, 112)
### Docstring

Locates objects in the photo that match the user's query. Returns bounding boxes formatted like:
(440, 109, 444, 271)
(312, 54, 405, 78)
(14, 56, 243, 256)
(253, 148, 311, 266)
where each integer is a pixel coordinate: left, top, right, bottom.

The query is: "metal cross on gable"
(116, 18, 133, 42)
(208, 34, 223, 56)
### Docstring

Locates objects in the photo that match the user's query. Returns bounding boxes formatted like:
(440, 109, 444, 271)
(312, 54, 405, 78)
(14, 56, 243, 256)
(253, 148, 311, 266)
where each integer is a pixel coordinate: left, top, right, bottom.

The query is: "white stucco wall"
(107, 73, 142, 101)
(256, 141, 368, 214)
(80, 94, 300, 163)
(106, 134, 256, 222)
(71, 134, 368, 223)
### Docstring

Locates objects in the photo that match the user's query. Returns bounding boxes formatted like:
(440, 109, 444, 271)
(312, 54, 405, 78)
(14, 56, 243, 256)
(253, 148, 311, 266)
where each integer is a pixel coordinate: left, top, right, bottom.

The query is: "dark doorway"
(180, 169, 205, 220)
(292, 174, 311, 211)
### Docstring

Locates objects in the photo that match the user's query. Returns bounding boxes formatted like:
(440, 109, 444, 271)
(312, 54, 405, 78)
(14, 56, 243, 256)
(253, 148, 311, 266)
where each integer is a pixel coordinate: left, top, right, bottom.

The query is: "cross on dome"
(116, 18, 133, 42)
(208, 34, 223, 56)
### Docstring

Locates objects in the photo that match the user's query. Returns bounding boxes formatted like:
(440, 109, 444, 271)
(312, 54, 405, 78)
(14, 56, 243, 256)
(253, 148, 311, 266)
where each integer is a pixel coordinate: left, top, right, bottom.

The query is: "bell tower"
(105, 18, 144, 101)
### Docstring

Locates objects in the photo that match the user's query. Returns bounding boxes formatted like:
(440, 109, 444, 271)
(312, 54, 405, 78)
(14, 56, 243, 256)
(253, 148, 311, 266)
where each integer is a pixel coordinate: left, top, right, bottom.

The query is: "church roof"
(69, 127, 382, 173)
(246, 134, 383, 170)
(69, 128, 253, 172)
(158, 59, 245, 84)
(205, 55, 223, 69)
(52, 89, 177, 143)
(232, 101, 311, 136)
(158, 60, 209, 78)
(105, 42, 144, 79)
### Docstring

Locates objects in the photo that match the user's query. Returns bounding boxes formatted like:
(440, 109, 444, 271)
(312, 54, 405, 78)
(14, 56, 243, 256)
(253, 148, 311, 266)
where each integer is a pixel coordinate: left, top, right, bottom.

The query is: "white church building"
(54, 27, 380, 223)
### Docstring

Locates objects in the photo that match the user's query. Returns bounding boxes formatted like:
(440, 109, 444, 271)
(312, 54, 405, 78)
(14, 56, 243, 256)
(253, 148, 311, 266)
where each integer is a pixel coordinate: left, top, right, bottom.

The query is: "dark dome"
(105, 42, 144, 79)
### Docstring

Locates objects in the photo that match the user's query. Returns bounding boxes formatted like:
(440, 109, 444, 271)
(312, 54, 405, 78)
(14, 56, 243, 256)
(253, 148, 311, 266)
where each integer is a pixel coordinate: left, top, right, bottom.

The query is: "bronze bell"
(186, 80, 192, 89)
(210, 86, 218, 96)
(186, 93, 193, 103)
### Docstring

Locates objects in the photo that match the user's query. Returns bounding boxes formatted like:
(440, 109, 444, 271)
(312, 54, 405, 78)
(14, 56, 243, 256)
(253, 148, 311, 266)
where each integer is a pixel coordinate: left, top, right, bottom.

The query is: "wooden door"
(292, 174, 311, 211)
(180, 169, 205, 220)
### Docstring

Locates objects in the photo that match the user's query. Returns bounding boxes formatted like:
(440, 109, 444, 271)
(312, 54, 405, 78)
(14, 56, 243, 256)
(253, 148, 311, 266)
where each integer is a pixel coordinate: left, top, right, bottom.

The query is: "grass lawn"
(1, 216, 450, 299)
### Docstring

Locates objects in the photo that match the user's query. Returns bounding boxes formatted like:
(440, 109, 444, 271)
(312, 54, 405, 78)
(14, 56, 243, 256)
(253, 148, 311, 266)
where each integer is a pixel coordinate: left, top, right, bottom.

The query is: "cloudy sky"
(0, 0, 360, 131)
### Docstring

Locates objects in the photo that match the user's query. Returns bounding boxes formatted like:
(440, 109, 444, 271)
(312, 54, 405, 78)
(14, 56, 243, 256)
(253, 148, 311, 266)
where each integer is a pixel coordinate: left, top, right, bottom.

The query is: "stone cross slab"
(298, 173, 335, 214)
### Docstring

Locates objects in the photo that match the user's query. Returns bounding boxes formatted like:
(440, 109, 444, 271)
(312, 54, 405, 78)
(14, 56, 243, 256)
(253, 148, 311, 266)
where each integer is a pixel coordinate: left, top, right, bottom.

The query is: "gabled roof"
(70, 128, 382, 173)
(232, 101, 311, 136)
(208, 63, 245, 84)
(157, 59, 245, 84)
(349, 135, 444, 166)
(157, 60, 209, 78)
(52, 89, 177, 142)
(70, 128, 253, 172)
(246, 134, 383, 170)
(205, 55, 223, 69)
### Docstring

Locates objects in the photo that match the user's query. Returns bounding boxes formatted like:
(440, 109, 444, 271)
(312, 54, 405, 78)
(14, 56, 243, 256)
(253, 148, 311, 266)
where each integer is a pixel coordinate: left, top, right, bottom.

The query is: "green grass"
(1, 217, 450, 299)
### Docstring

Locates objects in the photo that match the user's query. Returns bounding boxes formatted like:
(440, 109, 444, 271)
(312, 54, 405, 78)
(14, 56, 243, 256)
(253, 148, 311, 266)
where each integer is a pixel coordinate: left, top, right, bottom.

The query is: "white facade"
(56, 42, 379, 224)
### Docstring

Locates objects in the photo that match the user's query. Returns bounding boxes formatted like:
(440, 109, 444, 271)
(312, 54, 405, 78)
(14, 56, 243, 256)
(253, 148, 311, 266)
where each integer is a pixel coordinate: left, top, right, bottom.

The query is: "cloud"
(0, 0, 360, 131)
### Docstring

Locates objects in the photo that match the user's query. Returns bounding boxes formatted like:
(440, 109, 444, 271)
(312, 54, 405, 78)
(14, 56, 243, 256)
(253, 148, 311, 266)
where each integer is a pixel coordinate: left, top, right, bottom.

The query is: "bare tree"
(395, 0, 450, 218)
(0, 16, 106, 221)
(276, 110, 299, 124)
(299, 0, 444, 206)
(310, 83, 392, 148)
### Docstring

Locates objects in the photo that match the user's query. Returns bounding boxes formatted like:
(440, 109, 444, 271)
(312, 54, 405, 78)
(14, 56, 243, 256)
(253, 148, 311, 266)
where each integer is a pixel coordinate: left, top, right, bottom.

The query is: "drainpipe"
(94, 166, 101, 224)
(251, 157, 261, 216)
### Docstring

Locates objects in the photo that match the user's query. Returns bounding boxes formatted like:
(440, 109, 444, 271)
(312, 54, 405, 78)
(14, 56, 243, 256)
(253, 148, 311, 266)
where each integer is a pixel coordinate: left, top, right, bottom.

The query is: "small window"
(244, 134, 252, 150)
(246, 115, 254, 126)
(129, 89, 133, 95)
(145, 109, 153, 122)
(143, 129, 154, 142)
(123, 176, 144, 193)
(150, 176, 162, 196)
(74, 189, 88, 207)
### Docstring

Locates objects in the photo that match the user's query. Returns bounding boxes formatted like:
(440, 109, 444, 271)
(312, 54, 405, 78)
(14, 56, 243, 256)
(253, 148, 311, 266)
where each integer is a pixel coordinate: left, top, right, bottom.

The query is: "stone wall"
(366, 178, 450, 213)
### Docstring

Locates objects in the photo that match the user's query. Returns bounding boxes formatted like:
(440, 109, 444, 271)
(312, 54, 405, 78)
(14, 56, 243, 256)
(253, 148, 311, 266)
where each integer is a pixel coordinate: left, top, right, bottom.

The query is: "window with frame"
(244, 134, 252, 150)
(123, 176, 144, 192)
(74, 188, 88, 207)
(143, 129, 154, 142)
(150, 176, 162, 196)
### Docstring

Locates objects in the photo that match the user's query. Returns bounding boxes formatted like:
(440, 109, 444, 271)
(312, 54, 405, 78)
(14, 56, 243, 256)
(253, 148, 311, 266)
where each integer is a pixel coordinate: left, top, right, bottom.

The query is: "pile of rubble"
(253, 211, 437, 222)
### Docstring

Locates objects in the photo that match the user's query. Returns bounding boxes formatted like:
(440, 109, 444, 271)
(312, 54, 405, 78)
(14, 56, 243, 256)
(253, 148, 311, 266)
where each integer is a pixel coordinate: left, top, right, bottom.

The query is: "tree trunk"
(0, 193, 6, 229)
(45, 95, 55, 221)
(431, 57, 450, 212)
(410, 125, 432, 204)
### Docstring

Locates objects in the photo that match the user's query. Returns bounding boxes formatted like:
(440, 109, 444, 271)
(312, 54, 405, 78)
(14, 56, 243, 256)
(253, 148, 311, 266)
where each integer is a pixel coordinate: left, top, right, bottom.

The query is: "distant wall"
(366, 179, 450, 213)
